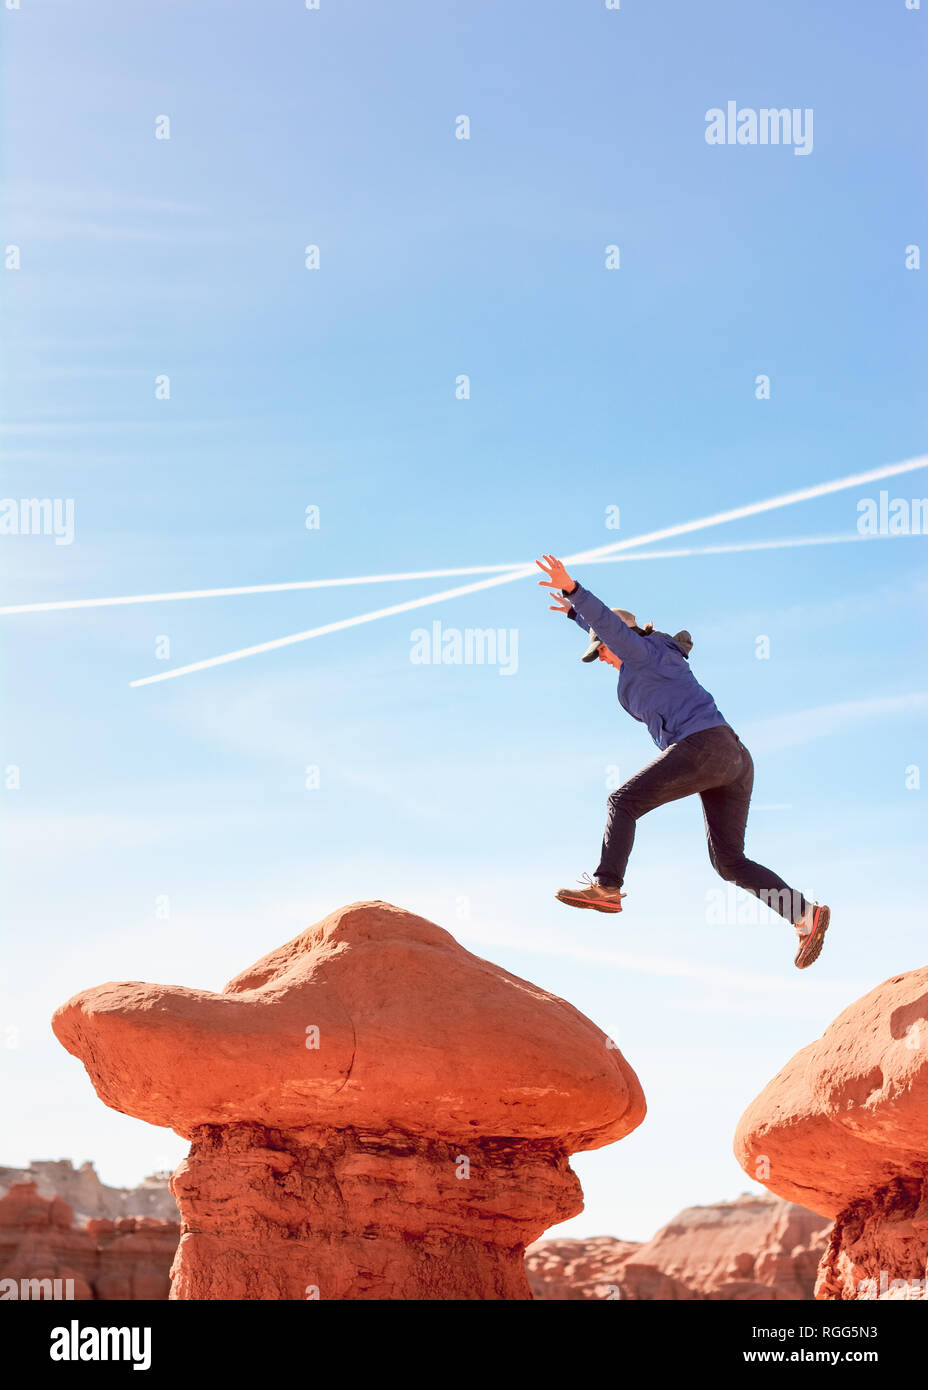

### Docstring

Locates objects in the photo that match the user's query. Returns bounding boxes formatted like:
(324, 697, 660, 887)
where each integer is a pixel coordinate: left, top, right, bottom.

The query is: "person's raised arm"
(536, 554, 590, 631)
(550, 591, 592, 632)
(535, 555, 651, 663)
(542, 570, 592, 632)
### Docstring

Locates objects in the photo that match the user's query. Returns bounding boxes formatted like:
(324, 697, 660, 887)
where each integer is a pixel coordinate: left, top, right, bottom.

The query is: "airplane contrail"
(129, 452, 927, 687)
(0, 562, 528, 615)
(564, 452, 928, 564)
(0, 530, 894, 616)
(591, 530, 885, 562)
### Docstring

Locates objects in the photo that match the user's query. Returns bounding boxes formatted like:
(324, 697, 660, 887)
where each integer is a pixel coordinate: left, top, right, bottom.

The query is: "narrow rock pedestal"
(170, 1123, 584, 1300)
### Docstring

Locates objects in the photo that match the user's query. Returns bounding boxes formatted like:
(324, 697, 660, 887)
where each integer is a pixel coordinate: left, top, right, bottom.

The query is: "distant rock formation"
(734, 966, 928, 1301)
(526, 1193, 829, 1300)
(526, 1235, 639, 1300)
(0, 1182, 179, 1300)
(52, 901, 646, 1301)
(0, 1160, 177, 1226)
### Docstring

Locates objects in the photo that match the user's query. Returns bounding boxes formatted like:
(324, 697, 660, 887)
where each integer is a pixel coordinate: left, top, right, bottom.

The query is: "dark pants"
(595, 724, 807, 923)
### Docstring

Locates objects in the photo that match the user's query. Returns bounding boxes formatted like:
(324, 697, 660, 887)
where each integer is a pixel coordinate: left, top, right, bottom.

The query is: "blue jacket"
(567, 583, 729, 751)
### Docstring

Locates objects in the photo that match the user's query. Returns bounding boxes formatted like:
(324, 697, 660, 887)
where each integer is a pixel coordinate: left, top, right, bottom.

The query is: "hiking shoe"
(556, 873, 626, 914)
(794, 903, 830, 969)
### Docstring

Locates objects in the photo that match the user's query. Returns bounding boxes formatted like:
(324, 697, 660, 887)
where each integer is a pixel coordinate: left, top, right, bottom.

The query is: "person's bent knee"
(607, 789, 640, 818)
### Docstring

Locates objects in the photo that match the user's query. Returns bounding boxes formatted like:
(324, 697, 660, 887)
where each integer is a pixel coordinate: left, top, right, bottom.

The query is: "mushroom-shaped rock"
(53, 901, 645, 1300)
(734, 965, 928, 1301)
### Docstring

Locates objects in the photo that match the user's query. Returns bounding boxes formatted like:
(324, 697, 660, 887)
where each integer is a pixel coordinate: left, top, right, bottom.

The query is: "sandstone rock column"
(53, 901, 646, 1300)
(734, 965, 928, 1301)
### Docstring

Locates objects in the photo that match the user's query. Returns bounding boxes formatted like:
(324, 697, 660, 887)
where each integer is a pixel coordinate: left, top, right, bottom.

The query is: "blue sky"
(2, 0, 927, 1242)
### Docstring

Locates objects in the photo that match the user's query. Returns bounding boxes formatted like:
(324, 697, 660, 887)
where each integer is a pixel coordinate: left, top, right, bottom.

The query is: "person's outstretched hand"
(536, 554, 576, 612)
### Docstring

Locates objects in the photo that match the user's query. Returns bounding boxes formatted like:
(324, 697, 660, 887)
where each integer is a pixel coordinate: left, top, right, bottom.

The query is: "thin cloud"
(454, 917, 873, 1007)
(3, 184, 200, 216)
(742, 690, 928, 753)
(11, 217, 175, 243)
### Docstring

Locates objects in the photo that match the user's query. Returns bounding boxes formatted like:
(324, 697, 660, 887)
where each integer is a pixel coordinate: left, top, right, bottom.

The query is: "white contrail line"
(591, 531, 879, 562)
(0, 530, 892, 616)
(564, 452, 928, 564)
(129, 569, 541, 686)
(129, 452, 927, 687)
(0, 562, 528, 615)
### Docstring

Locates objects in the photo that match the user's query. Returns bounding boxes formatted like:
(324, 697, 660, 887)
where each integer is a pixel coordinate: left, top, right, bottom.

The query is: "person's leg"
(700, 740, 808, 923)
(595, 728, 741, 887)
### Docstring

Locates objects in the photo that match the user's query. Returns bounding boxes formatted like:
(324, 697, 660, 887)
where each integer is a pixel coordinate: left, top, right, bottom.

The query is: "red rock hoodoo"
(0, 1182, 179, 1299)
(526, 1193, 828, 1300)
(52, 901, 646, 1300)
(0, 1160, 178, 1225)
(734, 965, 928, 1301)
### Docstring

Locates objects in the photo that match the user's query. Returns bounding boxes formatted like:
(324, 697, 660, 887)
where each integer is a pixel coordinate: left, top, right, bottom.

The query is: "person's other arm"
(536, 558, 594, 636)
(564, 590, 592, 633)
(536, 555, 651, 664)
(565, 582, 651, 663)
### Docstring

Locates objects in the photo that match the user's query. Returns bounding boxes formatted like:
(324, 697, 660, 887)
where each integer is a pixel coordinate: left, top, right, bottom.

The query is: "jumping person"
(536, 554, 830, 969)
